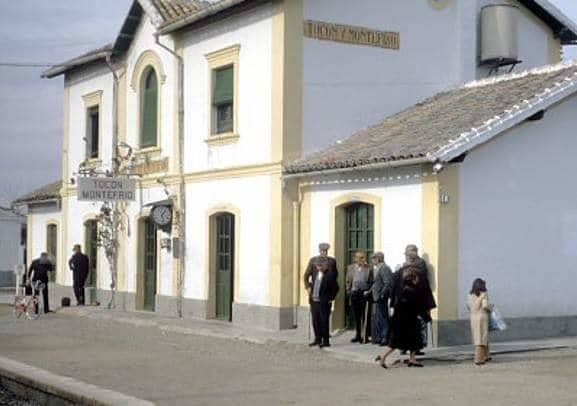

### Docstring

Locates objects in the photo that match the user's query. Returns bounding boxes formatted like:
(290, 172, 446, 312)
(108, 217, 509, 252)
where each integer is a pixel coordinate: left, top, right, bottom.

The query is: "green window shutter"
(141, 69, 158, 148)
(213, 66, 233, 105)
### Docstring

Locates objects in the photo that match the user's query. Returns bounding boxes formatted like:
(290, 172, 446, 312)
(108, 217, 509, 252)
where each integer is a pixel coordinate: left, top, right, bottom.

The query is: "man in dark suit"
(304, 257, 339, 348)
(28, 252, 53, 313)
(68, 244, 90, 305)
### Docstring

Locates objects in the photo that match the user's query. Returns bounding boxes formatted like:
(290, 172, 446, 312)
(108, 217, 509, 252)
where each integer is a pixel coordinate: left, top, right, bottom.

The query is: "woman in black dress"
(375, 267, 426, 368)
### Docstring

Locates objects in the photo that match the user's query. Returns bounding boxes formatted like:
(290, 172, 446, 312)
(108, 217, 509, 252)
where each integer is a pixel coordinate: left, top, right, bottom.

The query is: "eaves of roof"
(524, 0, 577, 44)
(41, 45, 113, 79)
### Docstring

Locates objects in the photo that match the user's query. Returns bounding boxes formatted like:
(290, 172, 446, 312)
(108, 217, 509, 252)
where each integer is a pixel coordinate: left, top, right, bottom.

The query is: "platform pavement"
(57, 306, 577, 365)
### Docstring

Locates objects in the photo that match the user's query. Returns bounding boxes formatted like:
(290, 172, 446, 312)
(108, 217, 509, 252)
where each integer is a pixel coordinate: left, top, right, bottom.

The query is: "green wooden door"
(143, 218, 157, 311)
(215, 213, 234, 321)
(344, 203, 374, 328)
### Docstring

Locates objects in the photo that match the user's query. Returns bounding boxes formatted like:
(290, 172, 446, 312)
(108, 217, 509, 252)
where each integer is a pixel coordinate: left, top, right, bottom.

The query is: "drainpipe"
(292, 182, 304, 328)
(155, 34, 186, 318)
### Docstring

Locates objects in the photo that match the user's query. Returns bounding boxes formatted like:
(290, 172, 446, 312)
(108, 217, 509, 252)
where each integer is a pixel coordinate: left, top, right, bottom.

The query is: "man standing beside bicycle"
(27, 252, 53, 314)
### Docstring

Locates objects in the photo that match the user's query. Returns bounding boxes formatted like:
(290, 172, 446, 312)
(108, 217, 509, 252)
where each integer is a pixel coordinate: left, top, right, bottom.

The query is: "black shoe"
(319, 342, 331, 348)
(308, 341, 320, 347)
(350, 337, 361, 343)
(415, 351, 425, 356)
(379, 342, 387, 347)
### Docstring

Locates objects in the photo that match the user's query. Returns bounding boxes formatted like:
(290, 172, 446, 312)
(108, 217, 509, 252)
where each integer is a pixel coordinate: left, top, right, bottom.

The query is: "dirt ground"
(0, 305, 576, 406)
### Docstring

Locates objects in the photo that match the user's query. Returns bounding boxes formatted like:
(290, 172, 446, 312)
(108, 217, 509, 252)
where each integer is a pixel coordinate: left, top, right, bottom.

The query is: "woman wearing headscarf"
(468, 278, 493, 365)
(375, 267, 427, 368)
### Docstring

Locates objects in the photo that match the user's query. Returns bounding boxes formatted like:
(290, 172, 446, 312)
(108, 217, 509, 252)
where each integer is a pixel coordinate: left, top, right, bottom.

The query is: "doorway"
(139, 217, 157, 311)
(84, 220, 98, 288)
(213, 213, 235, 321)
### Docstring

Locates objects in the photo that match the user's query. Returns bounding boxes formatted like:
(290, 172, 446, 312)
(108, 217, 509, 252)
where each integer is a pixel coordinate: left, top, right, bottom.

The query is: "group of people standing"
(304, 242, 497, 368)
(304, 243, 437, 366)
(26, 244, 91, 313)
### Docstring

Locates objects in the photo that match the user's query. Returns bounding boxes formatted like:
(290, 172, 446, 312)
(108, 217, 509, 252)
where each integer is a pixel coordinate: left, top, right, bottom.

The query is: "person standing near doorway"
(346, 251, 373, 344)
(371, 252, 393, 346)
(68, 244, 89, 306)
(398, 244, 436, 352)
(303, 242, 337, 278)
(304, 257, 339, 348)
(27, 252, 53, 313)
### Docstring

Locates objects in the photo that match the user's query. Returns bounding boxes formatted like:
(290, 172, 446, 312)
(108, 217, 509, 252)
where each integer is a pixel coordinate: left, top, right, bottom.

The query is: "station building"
(14, 0, 577, 345)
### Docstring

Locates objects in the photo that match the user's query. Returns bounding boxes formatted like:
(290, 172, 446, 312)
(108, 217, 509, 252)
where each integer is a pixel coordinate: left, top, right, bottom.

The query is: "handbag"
(489, 307, 507, 332)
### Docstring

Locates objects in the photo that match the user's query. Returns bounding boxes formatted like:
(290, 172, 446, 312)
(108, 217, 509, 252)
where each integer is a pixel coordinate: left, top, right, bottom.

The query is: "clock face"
(429, 0, 450, 10)
(152, 205, 172, 226)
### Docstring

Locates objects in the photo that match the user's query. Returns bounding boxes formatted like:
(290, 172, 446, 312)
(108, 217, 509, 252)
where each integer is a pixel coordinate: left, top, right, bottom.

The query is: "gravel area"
(0, 384, 40, 406)
(0, 306, 576, 405)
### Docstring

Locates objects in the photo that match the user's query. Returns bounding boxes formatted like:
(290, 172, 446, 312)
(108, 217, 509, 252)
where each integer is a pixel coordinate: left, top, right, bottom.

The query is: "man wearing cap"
(371, 252, 393, 346)
(303, 243, 337, 279)
(304, 257, 339, 348)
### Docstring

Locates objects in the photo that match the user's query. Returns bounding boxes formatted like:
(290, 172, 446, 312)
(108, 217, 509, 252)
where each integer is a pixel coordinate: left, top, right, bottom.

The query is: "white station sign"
(77, 177, 136, 202)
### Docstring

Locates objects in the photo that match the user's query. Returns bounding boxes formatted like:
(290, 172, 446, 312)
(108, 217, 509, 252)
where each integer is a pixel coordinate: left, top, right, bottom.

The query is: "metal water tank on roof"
(480, 4, 519, 65)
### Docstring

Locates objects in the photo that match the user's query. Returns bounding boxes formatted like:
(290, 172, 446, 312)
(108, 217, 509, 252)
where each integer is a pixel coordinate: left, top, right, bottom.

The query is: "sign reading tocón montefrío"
(303, 20, 400, 50)
(77, 177, 136, 202)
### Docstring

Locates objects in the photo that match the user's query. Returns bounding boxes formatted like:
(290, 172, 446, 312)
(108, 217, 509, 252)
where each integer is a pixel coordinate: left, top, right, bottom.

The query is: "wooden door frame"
(206, 206, 240, 320)
(136, 216, 159, 311)
(329, 193, 382, 330)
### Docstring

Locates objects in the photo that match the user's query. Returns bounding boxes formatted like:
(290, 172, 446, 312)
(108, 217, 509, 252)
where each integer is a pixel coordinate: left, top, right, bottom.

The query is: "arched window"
(140, 67, 158, 148)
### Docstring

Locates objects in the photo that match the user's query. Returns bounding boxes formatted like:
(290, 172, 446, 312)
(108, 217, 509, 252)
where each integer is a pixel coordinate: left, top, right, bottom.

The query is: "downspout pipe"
(155, 33, 186, 318)
(292, 182, 304, 328)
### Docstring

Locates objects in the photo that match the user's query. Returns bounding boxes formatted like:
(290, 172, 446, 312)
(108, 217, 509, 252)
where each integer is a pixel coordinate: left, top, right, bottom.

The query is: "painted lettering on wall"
(303, 20, 400, 50)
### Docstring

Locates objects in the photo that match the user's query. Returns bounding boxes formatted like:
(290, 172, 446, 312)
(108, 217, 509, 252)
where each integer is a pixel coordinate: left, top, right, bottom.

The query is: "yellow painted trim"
(183, 162, 282, 183)
(268, 0, 303, 310)
(298, 188, 311, 307)
(130, 50, 167, 90)
(205, 205, 241, 319)
(271, 0, 303, 164)
(328, 192, 382, 329)
(548, 35, 562, 63)
(204, 132, 240, 146)
(421, 165, 460, 325)
(81, 90, 103, 162)
(205, 44, 240, 139)
(60, 83, 71, 285)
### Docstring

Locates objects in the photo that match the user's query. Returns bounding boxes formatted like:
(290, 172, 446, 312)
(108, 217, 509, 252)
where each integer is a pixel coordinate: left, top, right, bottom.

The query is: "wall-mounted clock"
(429, 0, 451, 10)
(151, 205, 172, 232)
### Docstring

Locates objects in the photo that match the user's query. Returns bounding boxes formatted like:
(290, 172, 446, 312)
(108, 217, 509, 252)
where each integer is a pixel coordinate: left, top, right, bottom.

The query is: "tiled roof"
(151, 0, 208, 23)
(42, 44, 113, 79)
(285, 61, 577, 175)
(12, 181, 62, 206)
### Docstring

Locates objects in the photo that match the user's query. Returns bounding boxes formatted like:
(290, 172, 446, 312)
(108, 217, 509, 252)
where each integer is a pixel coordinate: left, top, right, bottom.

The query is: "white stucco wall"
(66, 68, 114, 181)
(28, 206, 62, 277)
(302, 0, 462, 154)
(125, 18, 178, 163)
(181, 4, 273, 172)
(306, 168, 424, 270)
(184, 174, 272, 306)
(0, 215, 24, 272)
(458, 95, 577, 319)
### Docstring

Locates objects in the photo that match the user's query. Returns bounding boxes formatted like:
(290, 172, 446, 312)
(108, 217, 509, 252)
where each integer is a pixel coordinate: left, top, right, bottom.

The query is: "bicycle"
(13, 280, 44, 320)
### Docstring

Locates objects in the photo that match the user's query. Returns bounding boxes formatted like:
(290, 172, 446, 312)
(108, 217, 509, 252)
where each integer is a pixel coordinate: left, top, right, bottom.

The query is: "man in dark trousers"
(346, 251, 374, 344)
(304, 257, 339, 348)
(370, 252, 393, 346)
(68, 244, 89, 305)
(28, 252, 53, 313)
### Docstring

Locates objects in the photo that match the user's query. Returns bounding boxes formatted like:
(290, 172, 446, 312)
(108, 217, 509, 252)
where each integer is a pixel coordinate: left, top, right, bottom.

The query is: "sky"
(1, 1, 577, 206)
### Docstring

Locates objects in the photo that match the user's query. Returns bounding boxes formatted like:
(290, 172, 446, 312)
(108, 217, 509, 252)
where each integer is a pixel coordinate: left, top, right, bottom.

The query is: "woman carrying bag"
(467, 278, 493, 365)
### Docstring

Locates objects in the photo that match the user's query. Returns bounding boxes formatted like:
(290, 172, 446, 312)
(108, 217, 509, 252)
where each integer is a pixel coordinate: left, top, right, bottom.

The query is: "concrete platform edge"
(0, 355, 154, 406)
